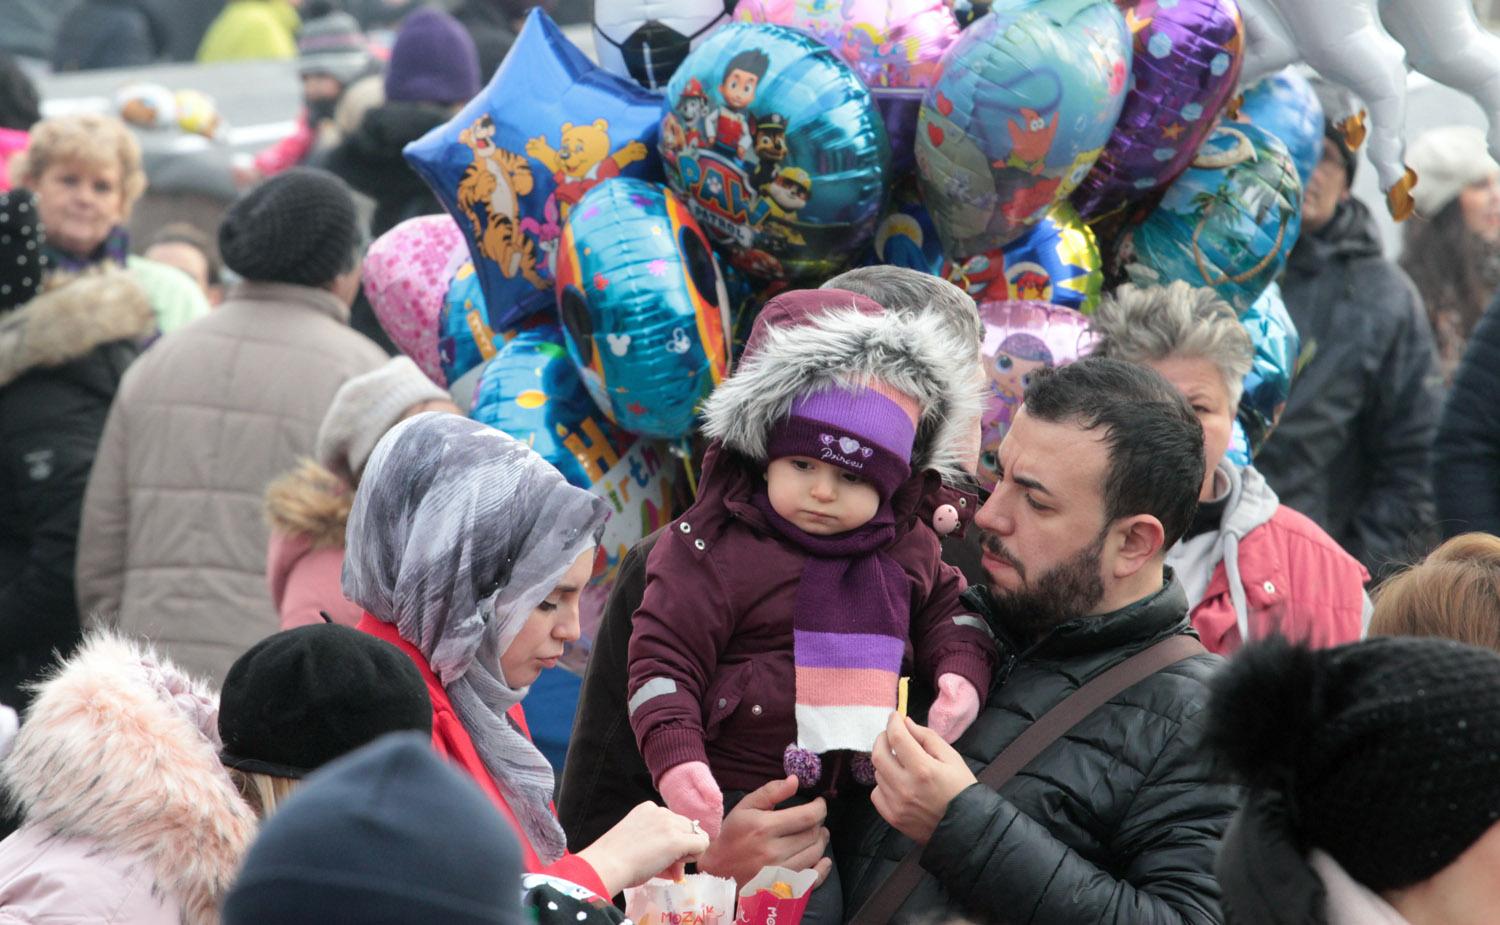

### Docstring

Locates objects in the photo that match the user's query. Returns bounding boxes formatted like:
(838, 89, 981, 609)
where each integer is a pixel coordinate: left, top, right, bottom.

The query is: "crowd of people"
(2, 3, 1500, 925)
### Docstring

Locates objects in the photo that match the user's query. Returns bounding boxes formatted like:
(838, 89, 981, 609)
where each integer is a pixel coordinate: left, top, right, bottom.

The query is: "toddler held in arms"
(627, 291, 996, 921)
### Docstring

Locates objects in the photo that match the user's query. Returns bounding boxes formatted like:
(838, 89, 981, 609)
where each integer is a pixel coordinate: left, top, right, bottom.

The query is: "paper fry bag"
(735, 867, 818, 925)
(624, 873, 736, 925)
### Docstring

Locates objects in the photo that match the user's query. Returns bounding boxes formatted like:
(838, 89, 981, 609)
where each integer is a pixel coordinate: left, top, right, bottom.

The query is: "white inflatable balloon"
(1381, 0, 1500, 163)
(592, 0, 732, 91)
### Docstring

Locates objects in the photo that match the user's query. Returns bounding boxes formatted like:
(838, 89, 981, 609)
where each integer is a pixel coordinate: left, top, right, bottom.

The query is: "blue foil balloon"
(438, 261, 499, 387)
(405, 9, 665, 332)
(1224, 417, 1251, 468)
(1238, 68, 1325, 189)
(915, 0, 1131, 257)
(468, 316, 630, 491)
(1237, 281, 1300, 458)
(660, 23, 891, 282)
(865, 180, 945, 275)
(1121, 121, 1302, 315)
(554, 178, 734, 441)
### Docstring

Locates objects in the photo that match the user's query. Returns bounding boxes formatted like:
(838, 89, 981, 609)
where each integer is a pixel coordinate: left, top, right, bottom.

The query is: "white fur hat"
(1407, 125, 1500, 220)
(316, 356, 450, 484)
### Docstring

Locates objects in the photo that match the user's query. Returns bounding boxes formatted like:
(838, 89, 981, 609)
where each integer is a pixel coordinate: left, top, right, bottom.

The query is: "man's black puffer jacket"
(837, 578, 1237, 924)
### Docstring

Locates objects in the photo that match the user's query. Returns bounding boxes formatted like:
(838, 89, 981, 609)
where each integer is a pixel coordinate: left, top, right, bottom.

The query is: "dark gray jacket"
(836, 579, 1236, 924)
(1254, 198, 1441, 581)
(1434, 295, 1500, 539)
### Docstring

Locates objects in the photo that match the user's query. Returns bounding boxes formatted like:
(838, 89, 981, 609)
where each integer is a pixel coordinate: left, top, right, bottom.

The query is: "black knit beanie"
(218, 167, 358, 286)
(223, 733, 524, 925)
(1309, 77, 1359, 184)
(219, 623, 432, 778)
(1205, 635, 1500, 892)
(0, 190, 48, 311)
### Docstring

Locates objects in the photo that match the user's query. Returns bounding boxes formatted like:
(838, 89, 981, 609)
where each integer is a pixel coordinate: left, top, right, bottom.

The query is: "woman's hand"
(697, 776, 834, 888)
(577, 802, 711, 896)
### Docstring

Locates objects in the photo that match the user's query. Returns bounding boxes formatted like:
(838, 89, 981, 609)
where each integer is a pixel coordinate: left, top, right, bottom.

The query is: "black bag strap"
(849, 633, 1207, 924)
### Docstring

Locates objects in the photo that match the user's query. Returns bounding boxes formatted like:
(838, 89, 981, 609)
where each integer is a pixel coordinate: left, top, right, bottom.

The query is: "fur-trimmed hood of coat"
(264, 458, 352, 549)
(0, 270, 154, 389)
(2, 633, 257, 925)
(701, 304, 986, 480)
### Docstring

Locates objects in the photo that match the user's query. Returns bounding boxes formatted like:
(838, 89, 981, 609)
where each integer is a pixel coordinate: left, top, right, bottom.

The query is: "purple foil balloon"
(1071, 0, 1245, 222)
(735, 0, 960, 175)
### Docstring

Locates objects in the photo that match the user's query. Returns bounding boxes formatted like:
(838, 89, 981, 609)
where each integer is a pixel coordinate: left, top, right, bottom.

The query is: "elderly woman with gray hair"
(1090, 282, 1369, 654)
(343, 412, 709, 900)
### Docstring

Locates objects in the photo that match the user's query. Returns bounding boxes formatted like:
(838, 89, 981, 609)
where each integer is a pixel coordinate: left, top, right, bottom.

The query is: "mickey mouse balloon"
(661, 23, 891, 282)
(554, 178, 732, 442)
(405, 9, 664, 331)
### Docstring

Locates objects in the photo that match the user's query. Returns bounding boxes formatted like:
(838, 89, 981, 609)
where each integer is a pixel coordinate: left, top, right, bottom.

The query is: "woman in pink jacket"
(1090, 282, 1370, 654)
(264, 355, 455, 629)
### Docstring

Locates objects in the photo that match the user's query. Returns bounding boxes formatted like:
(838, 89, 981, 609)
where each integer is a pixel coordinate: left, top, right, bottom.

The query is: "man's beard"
(981, 530, 1107, 641)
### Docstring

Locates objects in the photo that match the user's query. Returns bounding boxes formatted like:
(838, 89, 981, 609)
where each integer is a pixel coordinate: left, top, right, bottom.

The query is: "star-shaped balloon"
(405, 9, 665, 332)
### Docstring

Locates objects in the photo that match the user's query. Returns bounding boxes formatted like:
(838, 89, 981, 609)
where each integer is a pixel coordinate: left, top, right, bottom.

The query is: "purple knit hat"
(385, 7, 481, 105)
(767, 381, 920, 501)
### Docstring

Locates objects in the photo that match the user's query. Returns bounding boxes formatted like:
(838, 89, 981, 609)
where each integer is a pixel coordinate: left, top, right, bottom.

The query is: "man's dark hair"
(723, 49, 770, 83)
(1023, 357, 1204, 548)
(0, 53, 40, 132)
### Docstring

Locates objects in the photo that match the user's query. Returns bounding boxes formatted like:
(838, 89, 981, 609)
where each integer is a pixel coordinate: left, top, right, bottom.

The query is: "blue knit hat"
(385, 7, 481, 105)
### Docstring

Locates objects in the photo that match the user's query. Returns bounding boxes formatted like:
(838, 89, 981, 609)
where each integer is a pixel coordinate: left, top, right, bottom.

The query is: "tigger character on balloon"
(627, 289, 996, 921)
(457, 115, 547, 290)
(525, 119, 649, 221)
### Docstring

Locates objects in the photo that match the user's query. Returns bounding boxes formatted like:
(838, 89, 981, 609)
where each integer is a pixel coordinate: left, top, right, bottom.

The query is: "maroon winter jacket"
(627, 444, 997, 793)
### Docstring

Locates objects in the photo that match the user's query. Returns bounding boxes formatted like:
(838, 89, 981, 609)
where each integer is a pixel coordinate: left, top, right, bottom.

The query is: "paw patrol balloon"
(554, 178, 733, 442)
(916, 0, 1131, 257)
(941, 200, 1104, 312)
(661, 23, 891, 282)
(1120, 121, 1302, 314)
(975, 300, 1097, 490)
(405, 9, 664, 332)
(734, 0, 960, 176)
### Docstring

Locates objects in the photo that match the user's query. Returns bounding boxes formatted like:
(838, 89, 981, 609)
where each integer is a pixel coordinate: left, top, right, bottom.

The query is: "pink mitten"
(927, 673, 981, 743)
(658, 761, 725, 839)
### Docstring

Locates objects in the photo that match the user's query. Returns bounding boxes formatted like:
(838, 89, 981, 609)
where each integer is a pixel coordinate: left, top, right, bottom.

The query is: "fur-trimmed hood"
(0, 270, 154, 389)
(264, 459, 352, 549)
(3, 633, 257, 925)
(701, 303, 986, 480)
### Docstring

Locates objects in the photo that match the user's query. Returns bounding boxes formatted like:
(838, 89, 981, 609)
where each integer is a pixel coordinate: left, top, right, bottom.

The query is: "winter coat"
(453, 0, 518, 82)
(76, 282, 387, 683)
(1168, 461, 1370, 656)
(0, 272, 153, 711)
(836, 578, 1237, 924)
(358, 615, 612, 901)
(0, 129, 28, 194)
(628, 305, 994, 792)
(195, 0, 299, 62)
(1434, 295, 1500, 538)
(1255, 198, 1442, 581)
(263, 460, 361, 630)
(0, 633, 256, 925)
(0, 0, 62, 60)
(629, 447, 992, 792)
(323, 101, 448, 237)
(50, 0, 168, 71)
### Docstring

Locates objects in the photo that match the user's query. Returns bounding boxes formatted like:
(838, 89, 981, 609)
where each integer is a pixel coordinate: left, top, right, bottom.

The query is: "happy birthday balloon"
(1120, 121, 1302, 314)
(1070, 0, 1244, 221)
(734, 0, 960, 176)
(975, 300, 1097, 489)
(555, 178, 733, 441)
(362, 215, 470, 386)
(916, 0, 1131, 258)
(1237, 280, 1299, 457)
(405, 9, 664, 332)
(661, 22, 891, 282)
(1238, 67, 1324, 187)
(942, 200, 1104, 312)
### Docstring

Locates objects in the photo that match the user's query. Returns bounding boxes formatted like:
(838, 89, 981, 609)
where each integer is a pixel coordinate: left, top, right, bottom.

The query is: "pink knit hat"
(360, 215, 468, 385)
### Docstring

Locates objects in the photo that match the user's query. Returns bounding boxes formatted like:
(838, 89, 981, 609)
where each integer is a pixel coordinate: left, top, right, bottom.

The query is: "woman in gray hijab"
(344, 413, 709, 899)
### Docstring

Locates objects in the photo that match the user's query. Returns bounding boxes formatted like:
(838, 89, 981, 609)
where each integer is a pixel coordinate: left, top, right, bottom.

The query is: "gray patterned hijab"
(343, 412, 609, 863)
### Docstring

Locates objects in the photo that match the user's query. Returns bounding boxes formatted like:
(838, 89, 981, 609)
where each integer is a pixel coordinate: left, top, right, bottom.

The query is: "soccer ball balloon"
(593, 0, 734, 91)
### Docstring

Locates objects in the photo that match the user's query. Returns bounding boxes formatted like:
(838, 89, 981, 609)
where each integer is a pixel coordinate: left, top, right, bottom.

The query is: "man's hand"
(871, 713, 978, 846)
(698, 775, 833, 888)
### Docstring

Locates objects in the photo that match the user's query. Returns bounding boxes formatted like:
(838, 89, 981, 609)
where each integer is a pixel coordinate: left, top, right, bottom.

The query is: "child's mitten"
(927, 673, 981, 743)
(658, 761, 725, 839)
